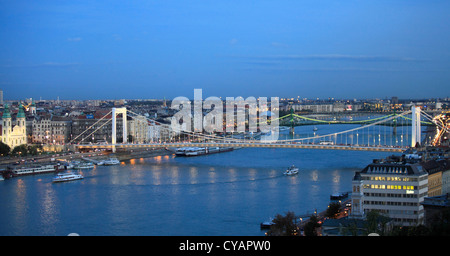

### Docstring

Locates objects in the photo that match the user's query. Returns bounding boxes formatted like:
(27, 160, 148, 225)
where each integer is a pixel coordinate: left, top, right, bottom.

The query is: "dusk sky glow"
(1, 0, 450, 100)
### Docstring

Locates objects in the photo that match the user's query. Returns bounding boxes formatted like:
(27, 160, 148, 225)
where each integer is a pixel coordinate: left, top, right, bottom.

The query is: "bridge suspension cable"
(275, 110, 412, 143)
(69, 110, 112, 144)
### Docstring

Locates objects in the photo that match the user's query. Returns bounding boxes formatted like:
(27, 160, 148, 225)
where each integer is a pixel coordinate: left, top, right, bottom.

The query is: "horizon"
(1, 94, 447, 102)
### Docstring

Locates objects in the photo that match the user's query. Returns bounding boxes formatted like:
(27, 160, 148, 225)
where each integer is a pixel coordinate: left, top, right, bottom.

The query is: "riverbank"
(0, 148, 172, 167)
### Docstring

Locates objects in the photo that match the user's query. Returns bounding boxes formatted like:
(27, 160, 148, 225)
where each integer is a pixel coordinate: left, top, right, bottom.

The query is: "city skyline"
(1, 1, 450, 100)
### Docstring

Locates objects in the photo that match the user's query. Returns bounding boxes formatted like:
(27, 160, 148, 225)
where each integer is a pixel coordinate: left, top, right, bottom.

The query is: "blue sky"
(1, 0, 449, 100)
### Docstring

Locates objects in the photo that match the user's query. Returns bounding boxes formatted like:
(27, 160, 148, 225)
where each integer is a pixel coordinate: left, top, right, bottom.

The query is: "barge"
(175, 147, 234, 156)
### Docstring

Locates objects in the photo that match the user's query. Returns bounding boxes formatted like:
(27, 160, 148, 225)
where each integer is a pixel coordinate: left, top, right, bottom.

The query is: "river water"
(0, 124, 405, 236)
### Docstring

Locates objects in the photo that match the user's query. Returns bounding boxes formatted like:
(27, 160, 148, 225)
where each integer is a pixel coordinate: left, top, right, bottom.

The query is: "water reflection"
(189, 166, 199, 185)
(38, 182, 58, 234)
(208, 169, 217, 184)
(310, 170, 319, 182)
(228, 168, 237, 182)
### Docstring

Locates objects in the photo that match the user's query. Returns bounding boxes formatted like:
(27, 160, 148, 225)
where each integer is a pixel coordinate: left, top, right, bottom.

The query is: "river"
(0, 124, 404, 235)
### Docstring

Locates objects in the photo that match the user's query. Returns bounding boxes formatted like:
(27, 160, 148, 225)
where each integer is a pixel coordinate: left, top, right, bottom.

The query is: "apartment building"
(32, 115, 72, 144)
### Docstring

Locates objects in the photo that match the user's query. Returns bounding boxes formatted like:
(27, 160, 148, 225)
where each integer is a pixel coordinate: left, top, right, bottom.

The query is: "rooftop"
(361, 163, 426, 176)
(422, 193, 450, 208)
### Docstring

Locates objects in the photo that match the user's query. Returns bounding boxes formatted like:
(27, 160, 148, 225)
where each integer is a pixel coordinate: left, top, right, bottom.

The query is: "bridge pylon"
(411, 105, 421, 147)
(289, 107, 295, 135)
(112, 107, 127, 153)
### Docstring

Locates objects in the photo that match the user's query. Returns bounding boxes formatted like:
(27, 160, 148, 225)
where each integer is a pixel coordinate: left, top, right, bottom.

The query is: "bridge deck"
(76, 143, 406, 152)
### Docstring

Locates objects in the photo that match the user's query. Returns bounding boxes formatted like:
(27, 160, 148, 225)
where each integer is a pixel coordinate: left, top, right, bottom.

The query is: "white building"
(128, 115, 149, 144)
(147, 121, 161, 142)
(1, 104, 27, 149)
(290, 104, 333, 113)
(351, 162, 428, 227)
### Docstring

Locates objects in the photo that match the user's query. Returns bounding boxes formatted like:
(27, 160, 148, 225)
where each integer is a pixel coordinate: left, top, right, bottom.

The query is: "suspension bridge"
(70, 106, 440, 153)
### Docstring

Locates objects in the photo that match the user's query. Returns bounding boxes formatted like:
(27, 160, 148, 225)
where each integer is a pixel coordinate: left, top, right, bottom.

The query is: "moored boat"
(74, 162, 94, 169)
(260, 218, 274, 229)
(103, 158, 120, 165)
(10, 164, 60, 177)
(175, 147, 234, 156)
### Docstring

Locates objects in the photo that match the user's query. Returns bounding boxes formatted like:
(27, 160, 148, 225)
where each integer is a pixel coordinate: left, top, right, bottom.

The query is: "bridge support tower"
(112, 107, 127, 153)
(411, 105, 421, 148)
(289, 107, 295, 135)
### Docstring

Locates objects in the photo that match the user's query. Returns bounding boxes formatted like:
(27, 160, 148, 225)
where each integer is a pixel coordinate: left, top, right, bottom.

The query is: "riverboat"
(260, 218, 274, 229)
(330, 192, 349, 202)
(175, 147, 234, 156)
(10, 164, 60, 176)
(52, 172, 84, 183)
(74, 162, 95, 169)
(103, 158, 120, 165)
(283, 165, 299, 175)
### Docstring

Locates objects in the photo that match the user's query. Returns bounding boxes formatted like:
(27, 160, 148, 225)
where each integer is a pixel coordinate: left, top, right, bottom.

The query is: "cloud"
(244, 54, 424, 62)
(67, 37, 82, 42)
(229, 38, 238, 45)
(239, 66, 410, 72)
(1, 62, 80, 68)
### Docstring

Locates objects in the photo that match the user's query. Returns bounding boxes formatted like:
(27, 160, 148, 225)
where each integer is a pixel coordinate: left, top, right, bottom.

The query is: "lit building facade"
(351, 163, 428, 227)
(1, 104, 27, 149)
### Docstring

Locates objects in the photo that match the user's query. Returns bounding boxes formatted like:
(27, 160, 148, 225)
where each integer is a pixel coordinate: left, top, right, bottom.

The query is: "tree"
(12, 144, 28, 156)
(325, 202, 341, 219)
(267, 211, 298, 236)
(365, 210, 390, 236)
(303, 215, 321, 236)
(0, 142, 11, 156)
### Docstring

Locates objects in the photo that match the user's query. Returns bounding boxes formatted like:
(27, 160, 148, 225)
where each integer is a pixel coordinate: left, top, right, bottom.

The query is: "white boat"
(74, 162, 94, 169)
(103, 158, 120, 165)
(313, 126, 318, 131)
(175, 147, 189, 156)
(52, 172, 84, 183)
(283, 165, 299, 175)
(0, 175, 4, 181)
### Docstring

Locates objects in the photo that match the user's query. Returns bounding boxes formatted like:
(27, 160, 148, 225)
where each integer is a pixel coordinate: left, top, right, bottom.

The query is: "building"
(31, 115, 51, 144)
(350, 162, 428, 226)
(443, 167, 450, 195)
(420, 159, 450, 195)
(71, 113, 127, 144)
(32, 114, 72, 145)
(421, 160, 444, 197)
(290, 104, 333, 113)
(147, 121, 161, 142)
(421, 193, 450, 228)
(0, 104, 27, 149)
(128, 115, 149, 144)
(49, 116, 72, 144)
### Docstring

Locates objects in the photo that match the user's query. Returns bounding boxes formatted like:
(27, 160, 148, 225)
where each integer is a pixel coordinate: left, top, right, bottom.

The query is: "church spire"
(17, 104, 25, 118)
(2, 103, 11, 119)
